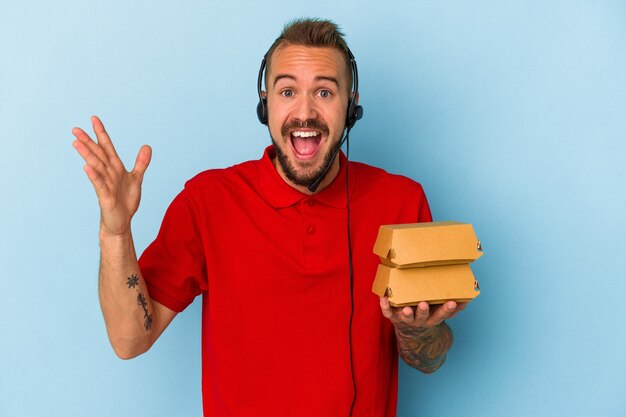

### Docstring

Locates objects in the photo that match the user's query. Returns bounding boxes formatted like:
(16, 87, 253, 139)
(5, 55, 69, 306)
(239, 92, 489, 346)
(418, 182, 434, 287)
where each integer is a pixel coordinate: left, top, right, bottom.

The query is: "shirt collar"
(257, 145, 355, 209)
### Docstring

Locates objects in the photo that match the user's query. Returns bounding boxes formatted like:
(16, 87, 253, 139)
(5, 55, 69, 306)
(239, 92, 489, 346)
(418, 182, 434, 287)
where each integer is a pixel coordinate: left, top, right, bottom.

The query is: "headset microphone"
(307, 128, 350, 193)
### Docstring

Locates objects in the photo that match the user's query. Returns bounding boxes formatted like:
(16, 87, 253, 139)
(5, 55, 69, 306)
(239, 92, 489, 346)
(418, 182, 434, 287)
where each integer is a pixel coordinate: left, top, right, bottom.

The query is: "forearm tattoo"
(394, 321, 453, 374)
(126, 274, 153, 331)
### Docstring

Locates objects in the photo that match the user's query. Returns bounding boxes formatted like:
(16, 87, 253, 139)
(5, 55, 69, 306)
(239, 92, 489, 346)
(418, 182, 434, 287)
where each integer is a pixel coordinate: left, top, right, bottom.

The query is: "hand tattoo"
(394, 322, 453, 374)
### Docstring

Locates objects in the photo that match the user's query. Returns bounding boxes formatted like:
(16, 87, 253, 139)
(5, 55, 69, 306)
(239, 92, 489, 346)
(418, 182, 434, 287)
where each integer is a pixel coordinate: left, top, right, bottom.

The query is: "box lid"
(373, 221, 483, 268)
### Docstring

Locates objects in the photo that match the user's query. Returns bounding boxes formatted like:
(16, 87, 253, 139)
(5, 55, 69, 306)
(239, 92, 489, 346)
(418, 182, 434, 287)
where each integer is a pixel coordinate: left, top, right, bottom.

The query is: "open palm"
(72, 116, 152, 236)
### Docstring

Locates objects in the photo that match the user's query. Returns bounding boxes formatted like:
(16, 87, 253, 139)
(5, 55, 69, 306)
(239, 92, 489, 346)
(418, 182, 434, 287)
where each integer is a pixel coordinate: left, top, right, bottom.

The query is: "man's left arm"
(380, 297, 467, 374)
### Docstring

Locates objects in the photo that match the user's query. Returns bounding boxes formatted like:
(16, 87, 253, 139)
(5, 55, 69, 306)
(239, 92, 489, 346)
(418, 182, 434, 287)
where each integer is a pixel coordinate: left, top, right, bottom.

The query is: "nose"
(291, 94, 318, 122)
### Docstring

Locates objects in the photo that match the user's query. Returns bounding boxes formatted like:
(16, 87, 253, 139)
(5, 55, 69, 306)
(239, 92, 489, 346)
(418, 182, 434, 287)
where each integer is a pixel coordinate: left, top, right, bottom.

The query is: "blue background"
(1, 1, 625, 416)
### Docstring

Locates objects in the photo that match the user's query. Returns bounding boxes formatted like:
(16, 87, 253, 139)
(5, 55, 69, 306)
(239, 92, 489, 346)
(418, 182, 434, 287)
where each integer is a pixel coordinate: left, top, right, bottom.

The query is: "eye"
(281, 89, 294, 97)
(318, 89, 332, 98)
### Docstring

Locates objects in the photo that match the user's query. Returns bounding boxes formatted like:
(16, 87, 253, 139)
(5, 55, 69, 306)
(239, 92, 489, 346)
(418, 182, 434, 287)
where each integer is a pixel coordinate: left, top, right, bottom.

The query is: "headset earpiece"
(346, 98, 363, 130)
(257, 55, 269, 125)
(257, 96, 268, 125)
(344, 49, 363, 130)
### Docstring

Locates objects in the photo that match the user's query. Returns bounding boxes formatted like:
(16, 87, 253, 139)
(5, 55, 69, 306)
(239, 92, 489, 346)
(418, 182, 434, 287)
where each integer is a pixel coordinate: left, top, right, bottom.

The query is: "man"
(72, 18, 466, 417)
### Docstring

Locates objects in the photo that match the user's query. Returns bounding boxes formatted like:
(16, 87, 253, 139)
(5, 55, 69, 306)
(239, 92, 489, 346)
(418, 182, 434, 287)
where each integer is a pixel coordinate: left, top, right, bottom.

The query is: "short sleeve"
(138, 189, 207, 312)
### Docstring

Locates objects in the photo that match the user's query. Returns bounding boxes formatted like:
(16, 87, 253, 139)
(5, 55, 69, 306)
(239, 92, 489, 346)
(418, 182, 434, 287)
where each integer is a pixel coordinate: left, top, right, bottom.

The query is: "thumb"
(132, 144, 152, 180)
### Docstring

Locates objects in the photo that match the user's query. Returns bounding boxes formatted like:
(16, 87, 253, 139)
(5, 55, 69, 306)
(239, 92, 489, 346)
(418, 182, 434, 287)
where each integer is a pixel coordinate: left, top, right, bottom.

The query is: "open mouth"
(290, 130, 322, 159)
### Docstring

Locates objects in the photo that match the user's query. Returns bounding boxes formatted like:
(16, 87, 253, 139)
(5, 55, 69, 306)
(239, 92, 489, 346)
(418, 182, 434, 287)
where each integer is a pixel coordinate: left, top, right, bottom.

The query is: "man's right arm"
(72, 116, 176, 359)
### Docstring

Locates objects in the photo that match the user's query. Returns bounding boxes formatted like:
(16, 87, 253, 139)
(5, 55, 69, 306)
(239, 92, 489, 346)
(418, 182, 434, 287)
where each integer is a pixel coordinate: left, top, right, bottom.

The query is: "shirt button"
(306, 199, 316, 207)
(307, 225, 316, 234)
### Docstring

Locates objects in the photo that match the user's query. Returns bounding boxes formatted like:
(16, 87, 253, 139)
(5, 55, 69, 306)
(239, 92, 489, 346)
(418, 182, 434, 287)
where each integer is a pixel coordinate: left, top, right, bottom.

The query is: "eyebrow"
(273, 74, 340, 88)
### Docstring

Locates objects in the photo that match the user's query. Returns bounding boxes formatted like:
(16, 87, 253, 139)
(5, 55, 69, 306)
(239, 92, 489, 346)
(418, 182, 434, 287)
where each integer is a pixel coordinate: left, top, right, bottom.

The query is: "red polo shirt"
(139, 146, 432, 417)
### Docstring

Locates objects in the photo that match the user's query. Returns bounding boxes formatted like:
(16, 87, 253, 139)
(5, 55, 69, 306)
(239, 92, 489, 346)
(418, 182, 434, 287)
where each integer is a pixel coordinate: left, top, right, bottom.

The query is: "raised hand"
(72, 116, 152, 236)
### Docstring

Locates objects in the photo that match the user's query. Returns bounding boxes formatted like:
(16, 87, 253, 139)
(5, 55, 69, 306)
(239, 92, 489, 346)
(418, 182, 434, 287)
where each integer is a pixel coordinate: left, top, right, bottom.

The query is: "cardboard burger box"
(372, 221, 483, 306)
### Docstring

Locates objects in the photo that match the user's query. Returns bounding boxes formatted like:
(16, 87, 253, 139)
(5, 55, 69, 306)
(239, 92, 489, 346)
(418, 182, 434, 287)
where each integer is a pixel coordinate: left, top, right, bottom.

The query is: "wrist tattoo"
(126, 274, 153, 331)
(394, 322, 453, 374)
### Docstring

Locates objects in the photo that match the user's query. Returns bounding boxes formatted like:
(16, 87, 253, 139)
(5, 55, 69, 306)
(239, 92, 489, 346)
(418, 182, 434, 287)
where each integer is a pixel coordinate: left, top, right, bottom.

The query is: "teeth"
(292, 131, 320, 138)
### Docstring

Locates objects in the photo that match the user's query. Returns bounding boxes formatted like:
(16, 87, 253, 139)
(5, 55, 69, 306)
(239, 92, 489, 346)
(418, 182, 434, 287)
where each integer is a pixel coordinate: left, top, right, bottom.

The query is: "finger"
(72, 127, 110, 164)
(91, 115, 120, 160)
(379, 297, 394, 319)
(132, 145, 152, 180)
(413, 302, 429, 325)
(445, 302, 468, 320)
(73, 139, 110, 178)
(400, 306, 415, 323)
(83, 164, 110, 198)
(424, 301, 457, 327)
(72, 126, 92, 142)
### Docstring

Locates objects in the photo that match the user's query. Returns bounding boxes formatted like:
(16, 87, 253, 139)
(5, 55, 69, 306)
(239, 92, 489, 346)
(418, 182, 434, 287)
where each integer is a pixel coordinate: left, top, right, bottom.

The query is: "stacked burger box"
(372, 221, 483, 307)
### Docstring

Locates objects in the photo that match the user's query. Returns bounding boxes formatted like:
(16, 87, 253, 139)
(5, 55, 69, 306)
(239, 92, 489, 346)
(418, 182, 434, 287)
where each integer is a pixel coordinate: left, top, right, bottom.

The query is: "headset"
(256, 47, 363, 129)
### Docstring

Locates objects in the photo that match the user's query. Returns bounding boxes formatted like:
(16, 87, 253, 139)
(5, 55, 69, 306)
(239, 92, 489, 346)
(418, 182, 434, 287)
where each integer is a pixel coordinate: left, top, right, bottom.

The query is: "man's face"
(265, 44, 351, 192)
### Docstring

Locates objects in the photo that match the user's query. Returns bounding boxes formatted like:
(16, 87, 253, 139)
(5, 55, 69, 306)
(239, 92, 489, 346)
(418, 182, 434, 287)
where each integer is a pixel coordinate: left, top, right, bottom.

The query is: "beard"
(271, 119, 342, 187)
